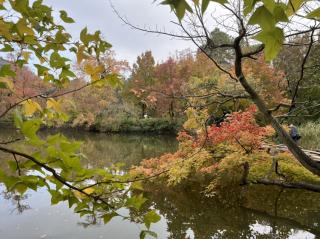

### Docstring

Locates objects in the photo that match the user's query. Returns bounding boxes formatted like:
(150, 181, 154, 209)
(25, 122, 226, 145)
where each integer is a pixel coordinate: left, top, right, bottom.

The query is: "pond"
(0, 127, 320, 239)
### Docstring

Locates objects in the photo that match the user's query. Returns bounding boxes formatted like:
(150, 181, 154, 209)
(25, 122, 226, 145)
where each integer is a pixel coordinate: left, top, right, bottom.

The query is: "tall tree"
(275, 35, 320, 122)
(126, 51, 157, 118)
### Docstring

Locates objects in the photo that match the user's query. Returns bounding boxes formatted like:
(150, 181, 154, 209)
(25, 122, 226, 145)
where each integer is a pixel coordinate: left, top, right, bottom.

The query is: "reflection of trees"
(2, 129, 320, 238)
(77, 214, 102, 228)
(141, 184, 320, 239)
(2, 191, 31, 214)
(0, 128, 178, 170)
(59, 131, 178, 169)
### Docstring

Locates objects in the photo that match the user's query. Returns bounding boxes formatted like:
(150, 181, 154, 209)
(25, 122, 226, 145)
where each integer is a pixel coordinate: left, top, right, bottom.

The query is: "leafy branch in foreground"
(0, 0, 160, 237)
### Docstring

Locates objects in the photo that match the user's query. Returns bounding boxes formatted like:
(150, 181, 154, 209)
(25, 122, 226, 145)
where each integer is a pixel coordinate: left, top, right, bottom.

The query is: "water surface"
(0, 128, 319, 239)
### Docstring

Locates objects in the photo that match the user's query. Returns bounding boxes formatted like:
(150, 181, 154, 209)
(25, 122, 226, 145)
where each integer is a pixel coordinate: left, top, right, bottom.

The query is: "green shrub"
(299, 122, 320, 150)
(93, 117, 182, 134)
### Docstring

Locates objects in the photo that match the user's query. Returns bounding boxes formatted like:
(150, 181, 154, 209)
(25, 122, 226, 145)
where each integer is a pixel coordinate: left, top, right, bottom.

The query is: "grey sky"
(43, 0, 195, 64)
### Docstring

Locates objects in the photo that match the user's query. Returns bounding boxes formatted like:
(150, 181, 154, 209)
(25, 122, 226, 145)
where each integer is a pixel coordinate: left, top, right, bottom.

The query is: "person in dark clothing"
(206, 114, 216, 126)
(289, 124, 301, 143)
(206, 110, 231, 127)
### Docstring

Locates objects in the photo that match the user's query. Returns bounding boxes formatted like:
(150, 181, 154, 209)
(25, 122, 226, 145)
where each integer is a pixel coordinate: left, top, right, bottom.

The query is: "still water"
(0, 127, 320, 239)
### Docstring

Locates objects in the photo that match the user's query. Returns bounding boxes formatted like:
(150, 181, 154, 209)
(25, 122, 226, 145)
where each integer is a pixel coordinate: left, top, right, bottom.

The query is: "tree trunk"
(238, 74, 320, 176)
(233, 38, 320, 176)
(141, 102, 146, 119)
(169, 100, 174, 120)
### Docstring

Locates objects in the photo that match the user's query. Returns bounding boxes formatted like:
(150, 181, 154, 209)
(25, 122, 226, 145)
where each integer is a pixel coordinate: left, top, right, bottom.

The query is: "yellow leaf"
(94, 65, 105, 74)
(16, 19, 34, 36)
(77, 45, 87, 64)
(73, 188, 94, 199)
(73, 191, 84, 199)
(47, 98, 61, 112)
(22, 51, 31, 62)
(0, 20, 13, 40)
(40, 56, 48, 64)
(83, 187, 95, 194)
(84, 63, 105, 82)
(0, 77, 14, 90)
(84, 63, 95, 75)
(22, 100, 42, 116)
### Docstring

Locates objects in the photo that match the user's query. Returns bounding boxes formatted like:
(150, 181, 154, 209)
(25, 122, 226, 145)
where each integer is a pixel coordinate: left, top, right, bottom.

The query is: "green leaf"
(286, 0, 304, 16)
(273, 4, 289, 22)
(63, 155, 82, 170)
(130, 181, 144, 191)
(202, 0, 210, 13)
(13, 111, 23, 128)
(102, 212, 118, 224)
(212, 0, 227, 3)
(11, 0, 29, 14)
(307, 7, 320, 19)
(59, 10, 75, 23)
(68, 196, 79, 208)
(80, 27, 89, 45)
(24, 35, 37, 44)
(20, 119, 42, 140)
(60, 67, 76, 79)
(50, 52, 70, 68)
(104, 74, 123, 88)
(248, 6, 275, 30)
(143, 210, 161, 229)
(74, 201, 89, 212)
(125, 194, 147, 210)
(0, 64, 15, 77)
(255, 27, 284, 61)
(0, 44, 14, 52)
(0, 82, 6, 89)
(16, 19, 34, 36)
(15, 183, 28, 195)
(21, 175, 40, 191)
(262, 0, 275, 13)
(49, 190, 63, 205)
(139, 230, 157, 239)
(202, 0, 227, 13)
(176, 0, 192, 20)
(55, 30, 71, 44)
(161, 0, 193, 20)
(0, 19, 12, 40)
(35, 64, 49, 76)
(1, 175, 18, 189)
(8, 160, 18, 172)
(243, 0, 258, 15)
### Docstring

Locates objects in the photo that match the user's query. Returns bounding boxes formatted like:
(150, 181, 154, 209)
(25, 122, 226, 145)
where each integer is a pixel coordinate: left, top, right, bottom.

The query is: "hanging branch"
(289, 27, 316, 112)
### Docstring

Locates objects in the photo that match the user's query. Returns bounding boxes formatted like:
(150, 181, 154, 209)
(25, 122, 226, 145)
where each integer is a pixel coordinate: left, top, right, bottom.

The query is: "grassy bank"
(91, 117, 182, 134)
(0, 117, 183, 134)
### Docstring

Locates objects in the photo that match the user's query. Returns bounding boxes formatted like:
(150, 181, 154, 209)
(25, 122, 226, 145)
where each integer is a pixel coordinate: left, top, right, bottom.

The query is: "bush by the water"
(132, 107, 320, 197)
(92, 117, 182, 133)
(299, 122, 320, 150)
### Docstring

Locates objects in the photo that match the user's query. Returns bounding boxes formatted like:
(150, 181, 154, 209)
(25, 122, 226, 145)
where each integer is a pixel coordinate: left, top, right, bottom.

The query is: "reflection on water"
(0, 127, 320, 239)
(59, 130, 179, 169)
(142, 184, 320, 239)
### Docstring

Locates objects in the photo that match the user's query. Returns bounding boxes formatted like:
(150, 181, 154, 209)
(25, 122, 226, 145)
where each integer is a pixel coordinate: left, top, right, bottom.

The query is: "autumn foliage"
(132, 106, 275, 186)
(206, 106, 269, 152)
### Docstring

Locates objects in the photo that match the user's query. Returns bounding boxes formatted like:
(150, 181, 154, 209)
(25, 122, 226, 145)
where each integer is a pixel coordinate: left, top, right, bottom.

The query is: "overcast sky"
(43, 0, 195, 65)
